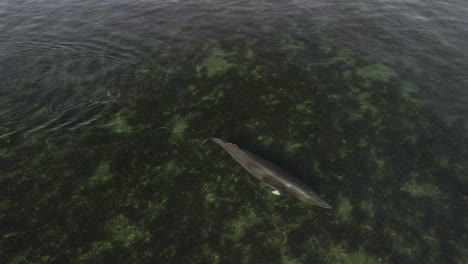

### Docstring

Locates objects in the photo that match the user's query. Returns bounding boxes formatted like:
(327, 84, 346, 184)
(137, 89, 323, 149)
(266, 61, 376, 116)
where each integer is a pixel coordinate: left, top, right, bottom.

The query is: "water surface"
(1, 0, 467, 263)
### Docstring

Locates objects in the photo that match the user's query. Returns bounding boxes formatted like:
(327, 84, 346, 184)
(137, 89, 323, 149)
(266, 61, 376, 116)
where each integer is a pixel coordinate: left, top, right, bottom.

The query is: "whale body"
(207, 137, 331, 209)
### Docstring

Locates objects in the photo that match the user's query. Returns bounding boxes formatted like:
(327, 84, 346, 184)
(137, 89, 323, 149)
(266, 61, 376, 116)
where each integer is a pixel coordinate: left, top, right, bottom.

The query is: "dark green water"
(1, 0, 467, 263)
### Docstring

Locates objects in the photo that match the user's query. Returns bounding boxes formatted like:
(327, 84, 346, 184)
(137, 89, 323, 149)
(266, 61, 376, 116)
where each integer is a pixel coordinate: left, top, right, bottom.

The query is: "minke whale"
(205, 137, 332, 209)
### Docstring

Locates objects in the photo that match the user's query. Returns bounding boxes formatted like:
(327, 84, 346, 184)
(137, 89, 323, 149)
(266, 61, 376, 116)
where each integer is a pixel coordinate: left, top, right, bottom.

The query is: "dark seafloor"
(0, 0, 467, 263)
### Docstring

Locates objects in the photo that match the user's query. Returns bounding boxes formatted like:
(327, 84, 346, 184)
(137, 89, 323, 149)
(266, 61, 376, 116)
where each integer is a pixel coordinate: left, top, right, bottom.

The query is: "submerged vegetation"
(0, 0, 467, 263)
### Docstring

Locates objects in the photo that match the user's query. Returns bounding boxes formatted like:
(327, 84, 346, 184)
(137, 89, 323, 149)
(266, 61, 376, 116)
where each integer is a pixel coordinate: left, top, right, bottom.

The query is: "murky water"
(1, 0, 467, 263)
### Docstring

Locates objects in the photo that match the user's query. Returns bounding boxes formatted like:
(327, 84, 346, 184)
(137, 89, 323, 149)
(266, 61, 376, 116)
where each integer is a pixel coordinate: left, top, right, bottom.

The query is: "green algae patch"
(187, 84, 197, 95)
(350, 87, 379, 114)
(321, 49, 356, 67)
(401, 182, 441, 197)
(259, 93, 280, 107)
(356, 64, 397, 82)
(77, 241, 113, 261)
(240, 63, 269, 79)
(199, 87, 225, 104)
(106, 112, 131, 133)
(401, 81, 424, 105)
(105, 214, 150, 247)
(285, 142, 303, 154)
(280, 256, 301, 264)
(280, 40, 306, 59)
(9, 255, 27, 264)
(152, 161, 184, 181)
(337, 197, 353, 222)
(329, 246, 379, 264)
(343, 70, 353, 80)
(295, 103, 312, 114)
(402, 81, 419, 95)
(196, 49, 233, 78)
(257, 135, 274, 147)
(169, 117, 189, 143)
(245, 48, 254, 59)
(89, 162, 112, 186)
(172, 118, 188, 134)
(227, 208, 259, 241)
(358, 138, 368, 148)
(0, 199, 9, 212)
(360, 200, 375, 218)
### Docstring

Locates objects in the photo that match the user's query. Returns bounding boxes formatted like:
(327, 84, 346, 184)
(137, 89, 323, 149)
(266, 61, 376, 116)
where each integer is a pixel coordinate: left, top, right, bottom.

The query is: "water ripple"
(1, 0, 467, 143)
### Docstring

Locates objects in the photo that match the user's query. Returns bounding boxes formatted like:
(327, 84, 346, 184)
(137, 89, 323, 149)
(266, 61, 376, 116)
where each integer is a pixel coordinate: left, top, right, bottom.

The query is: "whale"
(206, 137, 331, 209)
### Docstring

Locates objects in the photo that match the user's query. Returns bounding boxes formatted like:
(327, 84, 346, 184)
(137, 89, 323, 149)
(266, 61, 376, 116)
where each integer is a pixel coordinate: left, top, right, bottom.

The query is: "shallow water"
(1, 0, 467, 263)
